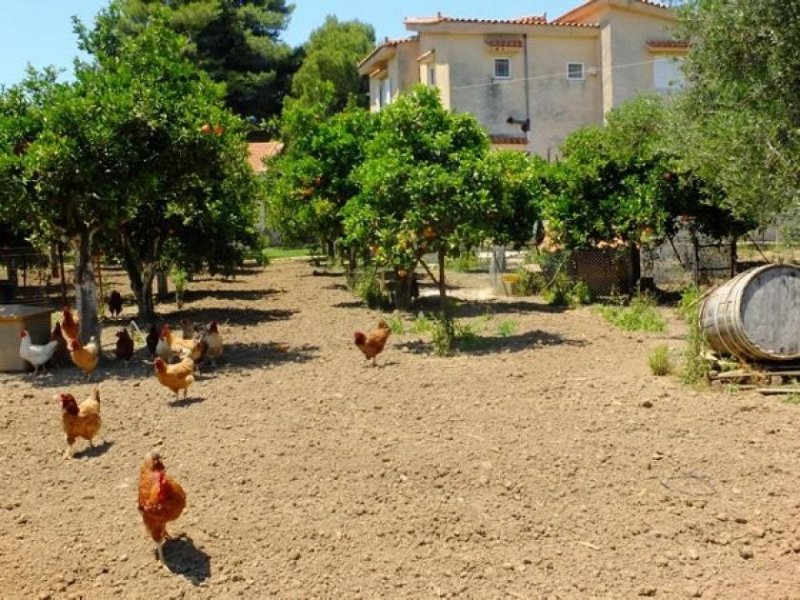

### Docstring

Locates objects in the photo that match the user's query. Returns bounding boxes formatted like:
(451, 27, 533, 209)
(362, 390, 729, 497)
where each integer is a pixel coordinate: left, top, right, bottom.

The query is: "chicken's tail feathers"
(92, 386, 100, 404)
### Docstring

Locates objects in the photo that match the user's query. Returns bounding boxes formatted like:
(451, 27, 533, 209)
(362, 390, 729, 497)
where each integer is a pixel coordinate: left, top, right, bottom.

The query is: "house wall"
(527, 30, 603, 158)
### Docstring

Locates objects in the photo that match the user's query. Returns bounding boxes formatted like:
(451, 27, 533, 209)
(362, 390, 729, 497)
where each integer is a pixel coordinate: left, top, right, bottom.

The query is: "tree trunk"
(73, 232, 100, 345)
(156, 271, 169, 299)
(438, 249, 447, 313)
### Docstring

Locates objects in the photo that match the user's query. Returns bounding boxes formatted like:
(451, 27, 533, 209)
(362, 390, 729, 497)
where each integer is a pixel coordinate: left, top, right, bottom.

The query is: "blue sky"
(0, 1, 579, 87)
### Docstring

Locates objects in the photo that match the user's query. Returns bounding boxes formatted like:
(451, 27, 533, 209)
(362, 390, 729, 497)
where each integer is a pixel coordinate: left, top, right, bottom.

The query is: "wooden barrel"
(700, 264, 800, 361)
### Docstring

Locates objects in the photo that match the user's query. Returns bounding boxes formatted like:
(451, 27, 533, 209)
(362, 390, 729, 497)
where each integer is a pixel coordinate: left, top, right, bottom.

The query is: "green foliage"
(0, 19, 260, 320)
(431, 312, 456, 357)
(569, 280, 593, 308)
(497, 320, 518, 338)
(288, 16, 375, 114)
(511, 267, 544, 296)
(545, 94, 749, 250)
(171, 266, 188, 308)
(387, 314, 406, 335)
(447, 250, 481, 273)
(596, 293, 667, 332)
(409, 312, 435, 334)
(648, 344, 673, 376)
(682, 291, 710, 384)
(266, 105, 375, 248)
(672, 0, 800, 229)
(353, 269, 388, 309)
(84, 0, 298, 122)
(676, 285, 701, 321)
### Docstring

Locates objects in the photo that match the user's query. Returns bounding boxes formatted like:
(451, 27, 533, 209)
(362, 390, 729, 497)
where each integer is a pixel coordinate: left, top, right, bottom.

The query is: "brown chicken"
(205, 321, 223, 366)
(61, 307, 79, 344)
(107, 290, 123, 319)
(157, 324, 196, 362)
(57, 388, 101, 458)
(354, 319, 391, 366)
(138, 451, 187, 568)
(153, 356, 195, 399)
(115, 328, 135, 363)
(69, 337, 99, 378)
(50, 322, 71, 367)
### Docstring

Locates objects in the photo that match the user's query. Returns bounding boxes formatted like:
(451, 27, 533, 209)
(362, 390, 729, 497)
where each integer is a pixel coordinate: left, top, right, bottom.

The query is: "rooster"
(107, 290, 123, 319)
(157, 324, 196, 363)
(354, 319, 391, 366)
(138, 451, 186, 569)
(153, 356, 195, 400)
(69, 337, 99, 378)
(61, 307, 79, 344)
(115, 328, 135, 364)
(19, 329, 59, 375)
(57, 388, 101, 458)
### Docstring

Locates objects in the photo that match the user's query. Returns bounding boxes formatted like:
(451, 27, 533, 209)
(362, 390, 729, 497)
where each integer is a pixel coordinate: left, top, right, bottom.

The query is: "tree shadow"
(163, 535, 211, 584)
(163, 307, 297, 327)
(306, 270, 346, 278)
(396, 329, 587, 356)
(446, 298, 568, 318)
(331, 300, 366, 309)
(180, 288, 282, 304)
(73, 440, 114, 459)
(223, 341, 320, 370)
(323, 283, 349, 291)
(168, 396, 205, 408)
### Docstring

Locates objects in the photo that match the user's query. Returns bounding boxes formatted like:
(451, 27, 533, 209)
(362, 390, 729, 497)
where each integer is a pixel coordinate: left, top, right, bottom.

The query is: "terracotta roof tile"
(358, 36, 418, 68)
(554, 0, 670, 23)
(646, 38, 690, 49)
(405, 14, 546, 26)
(247, 141, 284, 173)
(490, 134, 529, 145)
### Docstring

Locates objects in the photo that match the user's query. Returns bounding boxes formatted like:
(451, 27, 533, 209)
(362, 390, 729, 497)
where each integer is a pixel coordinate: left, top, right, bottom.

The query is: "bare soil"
(2, 259, 800, 599)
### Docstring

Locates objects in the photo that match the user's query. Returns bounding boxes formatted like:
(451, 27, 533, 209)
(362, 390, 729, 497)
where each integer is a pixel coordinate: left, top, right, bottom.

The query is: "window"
(494, 58, 511, 79)
(567, 62, 584, 81)
(428, 65, 436, 87)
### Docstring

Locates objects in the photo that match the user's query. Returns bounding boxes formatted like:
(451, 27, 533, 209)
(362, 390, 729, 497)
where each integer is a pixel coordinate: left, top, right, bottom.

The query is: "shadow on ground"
(163, 535, 211, 585)
(397, 329, 587, 356)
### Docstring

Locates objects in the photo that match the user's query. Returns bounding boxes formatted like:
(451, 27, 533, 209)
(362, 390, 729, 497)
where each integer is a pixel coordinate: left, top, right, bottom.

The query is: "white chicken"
(19, 329, 59, 375)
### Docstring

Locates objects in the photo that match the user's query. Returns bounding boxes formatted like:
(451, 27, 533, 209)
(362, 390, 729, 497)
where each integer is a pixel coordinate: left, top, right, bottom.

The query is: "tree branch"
(419, 258, 440, 287)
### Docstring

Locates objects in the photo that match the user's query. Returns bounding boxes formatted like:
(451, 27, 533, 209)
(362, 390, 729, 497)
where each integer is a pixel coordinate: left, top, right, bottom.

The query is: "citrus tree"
(344, 85, 540, 310)
(0, 19, 259, 330)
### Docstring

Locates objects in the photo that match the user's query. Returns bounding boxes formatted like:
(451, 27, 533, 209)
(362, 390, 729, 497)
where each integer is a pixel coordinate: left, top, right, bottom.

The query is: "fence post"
(489, 245, 506, 290)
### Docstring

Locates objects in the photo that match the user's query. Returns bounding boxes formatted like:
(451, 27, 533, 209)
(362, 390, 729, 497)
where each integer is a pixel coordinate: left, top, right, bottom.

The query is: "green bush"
(448, 250, 481, 273)
(648, 344, 673, 376)
(171, 267, 189, 308)
(410, 312, 435, 334)
(677, 285, 701, 321)
(387, 314, 406, 335)
(497, 319, 518, 337)
(354, 270, 388, 309)
(569, 280, 593, 308)
(431, 313, 456, 356)
(682, 294, 710, 384)
(597, 292, 666, 332)
(512, 267, 544, 296)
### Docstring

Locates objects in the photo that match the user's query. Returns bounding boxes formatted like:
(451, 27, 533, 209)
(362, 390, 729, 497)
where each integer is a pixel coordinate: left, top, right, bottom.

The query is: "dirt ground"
(2, 258, 800, 599)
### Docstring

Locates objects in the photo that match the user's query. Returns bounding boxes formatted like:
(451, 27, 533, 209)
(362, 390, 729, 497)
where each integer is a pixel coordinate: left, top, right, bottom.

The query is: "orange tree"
(343, 85, 541, 310)
(0, 19, 258, 331)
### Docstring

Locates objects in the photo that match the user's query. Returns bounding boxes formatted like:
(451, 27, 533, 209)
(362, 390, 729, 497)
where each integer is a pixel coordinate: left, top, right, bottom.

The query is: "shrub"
(648, 344, 673, 376)
(448, 250, 481, 273)
(569, 280, 593, 308)
(171, 267, 189, 309)
(410, 311, 435, 334)
(354, 270, 388, 309)
(677, 285, 701, 321)
(512, 267, 544, 296)
(431, 313, 456, 356)
(387, 314, 406, 335)
(497, 319, 518, 337)
(682, 295, 710, 384)
(597, 292, 666, 332)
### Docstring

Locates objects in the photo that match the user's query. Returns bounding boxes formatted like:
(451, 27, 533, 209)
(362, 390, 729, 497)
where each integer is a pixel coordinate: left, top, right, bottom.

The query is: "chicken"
(157, 324, 196, 362)
(61, 307, 79, 344)
(153, 356, 195, 400)
(179, 319, 201, 340)
(137, 451, 187, 568)
(19, 329, 60, 374)
(69, 337, 99, 378)
(353, 319, 391, 366)
(146, 324, 159, 358)
(115, 328, 135, 363)
(107, 290, 123, 319)
(205, 321, 223, 366)
(57, 388, 101, 458)
(50, 322, 71, 367)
